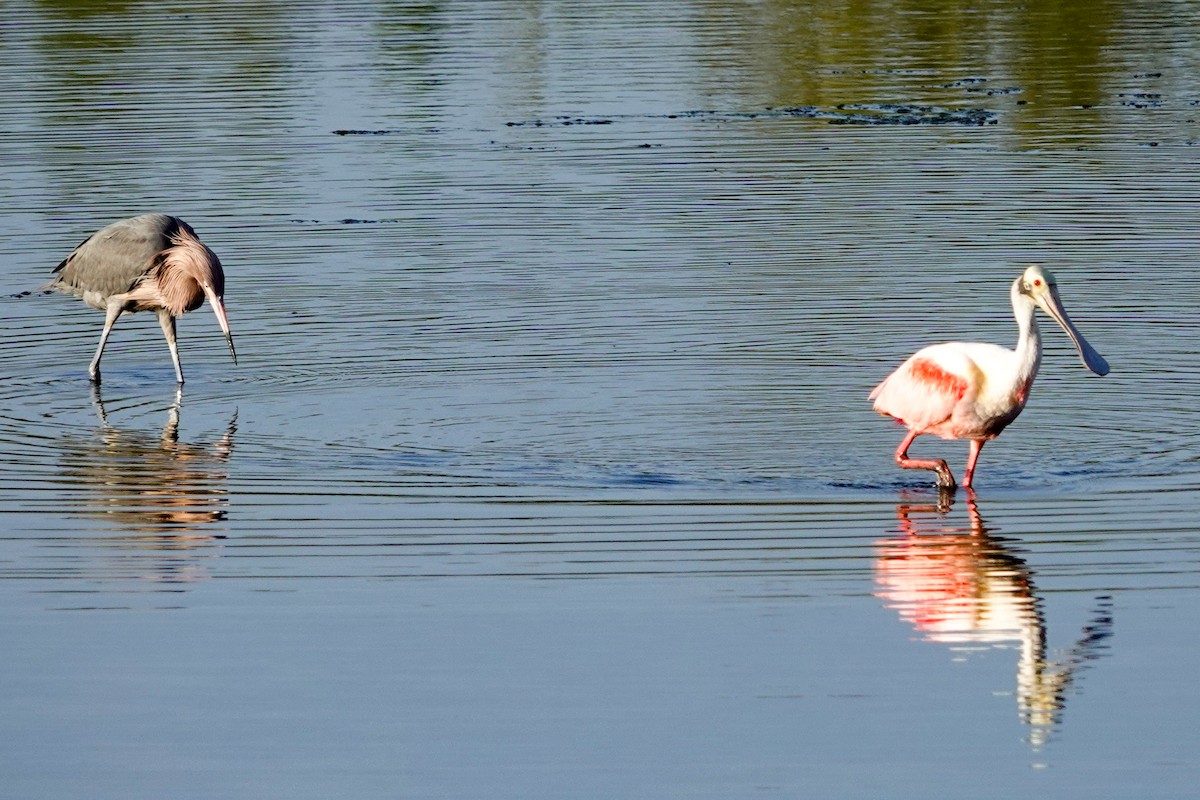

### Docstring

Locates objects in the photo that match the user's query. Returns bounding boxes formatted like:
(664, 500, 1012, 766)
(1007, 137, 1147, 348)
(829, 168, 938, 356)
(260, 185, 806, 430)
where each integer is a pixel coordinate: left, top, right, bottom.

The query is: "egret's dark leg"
(894, 429, 957, 490)
(157, 309, 185, 384)
(162, 394, 181, 445)
(89, 383, 109, 425)
(89, 303, 124, 383)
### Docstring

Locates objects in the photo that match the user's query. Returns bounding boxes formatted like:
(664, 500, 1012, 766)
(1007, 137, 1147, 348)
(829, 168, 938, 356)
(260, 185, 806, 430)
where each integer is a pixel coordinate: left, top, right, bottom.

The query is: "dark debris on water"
(331, 103, 999, 136)
(503, 104, 998, 128)
(288, 218, 401, 225)
(827, 104, 997, 125)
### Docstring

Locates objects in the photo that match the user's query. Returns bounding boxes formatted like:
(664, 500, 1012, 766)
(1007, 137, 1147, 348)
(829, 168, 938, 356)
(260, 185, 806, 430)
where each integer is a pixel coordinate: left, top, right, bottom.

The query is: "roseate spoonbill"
(49, 214, 236, 384)
(870, 265, 1108, 490)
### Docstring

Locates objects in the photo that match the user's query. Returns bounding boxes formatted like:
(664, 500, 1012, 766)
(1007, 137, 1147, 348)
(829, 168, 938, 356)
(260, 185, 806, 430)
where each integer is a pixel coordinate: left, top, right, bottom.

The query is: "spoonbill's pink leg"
(894, 429, 957, 490)
(963, 439, 986, 489)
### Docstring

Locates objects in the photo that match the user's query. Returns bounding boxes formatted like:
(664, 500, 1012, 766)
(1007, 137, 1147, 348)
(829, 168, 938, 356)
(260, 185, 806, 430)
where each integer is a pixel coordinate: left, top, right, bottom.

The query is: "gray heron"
(49, 214, 236, 384)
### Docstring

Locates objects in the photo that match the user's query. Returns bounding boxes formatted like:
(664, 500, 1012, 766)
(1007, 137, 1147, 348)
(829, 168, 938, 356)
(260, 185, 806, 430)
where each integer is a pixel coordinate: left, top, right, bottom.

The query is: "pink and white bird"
(870, 265, 1109, 490)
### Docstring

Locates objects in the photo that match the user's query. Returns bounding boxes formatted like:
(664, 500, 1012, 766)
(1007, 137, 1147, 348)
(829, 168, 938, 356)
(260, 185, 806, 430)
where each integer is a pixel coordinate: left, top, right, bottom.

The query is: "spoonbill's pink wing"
(870, 345, 976, 432)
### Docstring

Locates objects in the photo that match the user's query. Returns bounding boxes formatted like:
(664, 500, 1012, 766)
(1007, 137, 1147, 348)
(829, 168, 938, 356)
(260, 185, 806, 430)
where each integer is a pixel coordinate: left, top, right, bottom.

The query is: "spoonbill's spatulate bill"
(49, 214, 236, 384)
(870, 265, 1108, 490)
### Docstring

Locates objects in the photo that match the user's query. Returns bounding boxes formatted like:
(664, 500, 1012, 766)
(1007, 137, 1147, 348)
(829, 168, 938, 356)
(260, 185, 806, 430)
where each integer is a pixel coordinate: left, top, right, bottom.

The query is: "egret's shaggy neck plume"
(155, 224, 224, 316)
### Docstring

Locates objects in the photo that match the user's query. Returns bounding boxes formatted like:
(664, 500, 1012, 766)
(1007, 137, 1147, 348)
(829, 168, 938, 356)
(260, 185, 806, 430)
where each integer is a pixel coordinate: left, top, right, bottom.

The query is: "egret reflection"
(874, 495, 1113, 749)
(56, 387, 237, 541)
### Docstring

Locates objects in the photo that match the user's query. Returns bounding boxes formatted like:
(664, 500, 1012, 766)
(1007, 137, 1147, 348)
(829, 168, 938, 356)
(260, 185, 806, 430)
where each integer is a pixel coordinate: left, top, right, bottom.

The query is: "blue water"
(1, 1, 1199, 797)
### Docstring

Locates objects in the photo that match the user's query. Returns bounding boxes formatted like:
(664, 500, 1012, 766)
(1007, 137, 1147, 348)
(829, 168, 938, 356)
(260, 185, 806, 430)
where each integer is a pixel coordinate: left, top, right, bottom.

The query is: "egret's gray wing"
(51, 214, 182, 298)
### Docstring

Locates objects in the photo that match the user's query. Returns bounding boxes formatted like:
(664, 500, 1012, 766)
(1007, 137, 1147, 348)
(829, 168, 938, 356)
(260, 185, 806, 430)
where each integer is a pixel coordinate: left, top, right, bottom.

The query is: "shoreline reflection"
(874, 494, 1113, 749)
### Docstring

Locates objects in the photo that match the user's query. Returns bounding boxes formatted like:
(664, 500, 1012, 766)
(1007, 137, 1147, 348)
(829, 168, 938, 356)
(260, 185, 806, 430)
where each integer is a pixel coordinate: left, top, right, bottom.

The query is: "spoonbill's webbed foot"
(933, 461, 957, 490)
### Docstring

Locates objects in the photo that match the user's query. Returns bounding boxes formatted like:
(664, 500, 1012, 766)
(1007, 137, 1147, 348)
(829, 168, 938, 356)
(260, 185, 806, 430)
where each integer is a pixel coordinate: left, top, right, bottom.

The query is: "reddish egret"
(869, 265, 1108, 489)
(50, 214, 236, 384)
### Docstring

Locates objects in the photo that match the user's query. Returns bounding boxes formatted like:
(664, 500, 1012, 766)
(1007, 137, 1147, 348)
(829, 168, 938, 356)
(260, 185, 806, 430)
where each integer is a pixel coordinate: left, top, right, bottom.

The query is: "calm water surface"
(2, 2, 1199, 797)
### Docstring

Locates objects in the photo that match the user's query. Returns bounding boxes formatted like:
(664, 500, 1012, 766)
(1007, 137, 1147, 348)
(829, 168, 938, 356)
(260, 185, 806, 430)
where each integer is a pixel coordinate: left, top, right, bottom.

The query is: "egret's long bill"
(1036, 286, 1109, 376)
(204, 286, 238, 365)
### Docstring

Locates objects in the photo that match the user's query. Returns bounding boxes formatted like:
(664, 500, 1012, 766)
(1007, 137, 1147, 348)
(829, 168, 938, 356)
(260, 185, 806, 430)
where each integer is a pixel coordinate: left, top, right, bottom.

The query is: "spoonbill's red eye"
(1033, 279, 1042, 286)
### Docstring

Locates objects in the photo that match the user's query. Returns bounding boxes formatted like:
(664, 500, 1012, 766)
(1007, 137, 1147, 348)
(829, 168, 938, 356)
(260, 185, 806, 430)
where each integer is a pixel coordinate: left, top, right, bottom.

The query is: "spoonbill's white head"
(1016, 265, 1109, 376)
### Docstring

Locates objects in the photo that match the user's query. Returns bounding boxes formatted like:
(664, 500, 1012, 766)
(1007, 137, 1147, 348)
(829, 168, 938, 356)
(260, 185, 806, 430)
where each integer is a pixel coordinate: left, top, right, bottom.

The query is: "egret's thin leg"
(89, 303, 124, 383)
(894, 429, 957, 490)
(157, 309, 184, 385)
(963, 439, 986, 489)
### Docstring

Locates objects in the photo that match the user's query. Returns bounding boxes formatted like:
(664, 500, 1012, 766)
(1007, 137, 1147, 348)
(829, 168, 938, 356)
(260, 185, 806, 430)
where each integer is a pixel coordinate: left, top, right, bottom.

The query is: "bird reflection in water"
(54, 387, 237, 583)
(874, 494, 1113, 749)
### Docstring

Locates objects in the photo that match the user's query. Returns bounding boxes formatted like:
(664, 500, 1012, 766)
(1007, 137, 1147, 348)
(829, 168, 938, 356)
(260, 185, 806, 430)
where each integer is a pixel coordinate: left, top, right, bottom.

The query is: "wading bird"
(49, 214, 236, 384)
(869, 265, 1108, 490)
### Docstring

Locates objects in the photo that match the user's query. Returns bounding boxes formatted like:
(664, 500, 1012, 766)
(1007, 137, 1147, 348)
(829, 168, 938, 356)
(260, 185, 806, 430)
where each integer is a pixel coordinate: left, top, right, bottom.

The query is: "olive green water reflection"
(1, 1, 1199, 799)
(706, 0, 1150, 111)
